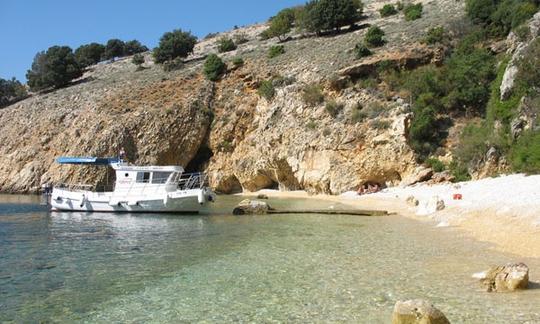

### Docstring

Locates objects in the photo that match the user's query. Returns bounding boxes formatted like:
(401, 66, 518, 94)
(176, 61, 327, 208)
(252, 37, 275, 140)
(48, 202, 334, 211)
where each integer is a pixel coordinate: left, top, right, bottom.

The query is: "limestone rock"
(256, 193, 269, 199)
(429, 171, 455, 184)
(417, 196, 445, 215)
(232, 199, 273, 215)
(478, 263, 529, 292)
(406, 195, 419, 206)
(392, 299, 450, 324)
(401, 166, 433, 187)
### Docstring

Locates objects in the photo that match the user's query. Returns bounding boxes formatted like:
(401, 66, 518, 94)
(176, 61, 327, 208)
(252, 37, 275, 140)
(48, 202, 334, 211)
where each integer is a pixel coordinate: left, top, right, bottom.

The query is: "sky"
(0, 0, 305, 82)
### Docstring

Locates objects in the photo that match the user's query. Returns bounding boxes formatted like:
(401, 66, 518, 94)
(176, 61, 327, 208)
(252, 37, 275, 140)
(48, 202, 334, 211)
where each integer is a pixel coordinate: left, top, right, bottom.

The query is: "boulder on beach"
(256, 194, 269, 199)
(416, 196, 445, 215)
(232, 199, 273, 215)
(400, 166, 433, 187)
(392, 299, 450, 324)
(476, 262, 529, 292)
(406, 195, 419, 206)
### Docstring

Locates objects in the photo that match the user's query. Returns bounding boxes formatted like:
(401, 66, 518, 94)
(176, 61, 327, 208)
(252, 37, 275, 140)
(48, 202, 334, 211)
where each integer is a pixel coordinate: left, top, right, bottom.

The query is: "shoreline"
(242, 174, 540, 259)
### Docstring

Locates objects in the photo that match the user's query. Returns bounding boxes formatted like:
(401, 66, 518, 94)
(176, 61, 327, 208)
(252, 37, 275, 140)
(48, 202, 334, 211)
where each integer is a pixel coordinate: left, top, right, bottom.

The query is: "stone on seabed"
(232, 199, 272, 215)
(392, 299, 450, 324)
(477, 262, 529, 292)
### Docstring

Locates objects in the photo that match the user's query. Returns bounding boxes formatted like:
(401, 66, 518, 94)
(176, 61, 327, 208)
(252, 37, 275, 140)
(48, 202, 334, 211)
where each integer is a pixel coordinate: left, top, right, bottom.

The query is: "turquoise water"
(1, 194, 539, 323)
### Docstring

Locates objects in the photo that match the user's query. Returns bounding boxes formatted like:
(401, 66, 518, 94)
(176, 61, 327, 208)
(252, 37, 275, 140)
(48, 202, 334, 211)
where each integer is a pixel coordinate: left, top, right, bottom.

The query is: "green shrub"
(0, 77, 27, 108)
(466, 0, 538, 36)
(203, 54, 226, 81)
(380, 4, 398, 17)
(300, 0, 363, 34)
(132, 53, 144, 65)
(154, 29, 197, 64)
(355, 43, 372, 58)
(258, 80, 275, 100)
(266, 8, 295, 41)
(74, 43, 105, 68)
(124, 40, 148, 55)
(425, 157, 446, 172)
(162, 57, 184, 72)
(364, 26, 386, 47)
(325, 100, 344, 117)
(510, 130, 540, 173)
(424, 26, 445, 44)
(232, 57, 244, 67)
(26, 46, 83, 91)
(234, 33, 249, 44)
(268, 45, 285, 58)
(306, 120, 318, 130)
(449, 160, 471, 182)
(351, 103, 367, 123)
(302, 84, 325, 106)
(408, 105, 439, 158)
(217, 37, 237, 53)
(404, 3, 423, 21)
(103, 39, 125, 60)
(370, 119, 391, 129)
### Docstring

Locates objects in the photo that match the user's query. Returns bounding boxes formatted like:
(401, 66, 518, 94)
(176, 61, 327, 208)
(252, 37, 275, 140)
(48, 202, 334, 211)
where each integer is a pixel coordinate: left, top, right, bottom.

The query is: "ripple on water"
(0, 195, 539, 323)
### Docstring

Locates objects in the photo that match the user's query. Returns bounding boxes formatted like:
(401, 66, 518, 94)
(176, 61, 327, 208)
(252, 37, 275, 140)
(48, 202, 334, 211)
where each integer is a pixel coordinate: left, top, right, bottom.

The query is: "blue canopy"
(56, 157, 120, 165)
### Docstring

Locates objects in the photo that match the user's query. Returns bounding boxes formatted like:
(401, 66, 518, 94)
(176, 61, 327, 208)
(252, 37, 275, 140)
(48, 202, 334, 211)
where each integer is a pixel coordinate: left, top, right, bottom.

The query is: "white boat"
(47, 157, 215, 213)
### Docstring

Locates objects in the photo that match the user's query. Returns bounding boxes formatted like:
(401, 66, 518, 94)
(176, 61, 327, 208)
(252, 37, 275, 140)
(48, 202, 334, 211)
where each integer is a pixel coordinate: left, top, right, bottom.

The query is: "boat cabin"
(111, 164, 184, 193)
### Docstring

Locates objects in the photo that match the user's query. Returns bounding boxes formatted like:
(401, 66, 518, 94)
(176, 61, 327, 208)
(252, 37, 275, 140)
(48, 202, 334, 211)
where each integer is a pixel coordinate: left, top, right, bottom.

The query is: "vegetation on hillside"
(153, 29, 197, 64)
(26, 46, 83, 91)
(203, 54, 226, 81)
(0, 78, 27, 108)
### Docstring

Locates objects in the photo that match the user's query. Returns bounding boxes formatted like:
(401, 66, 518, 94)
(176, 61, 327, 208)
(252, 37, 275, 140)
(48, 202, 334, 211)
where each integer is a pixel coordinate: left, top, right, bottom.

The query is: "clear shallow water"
(0, 194, 539, 323)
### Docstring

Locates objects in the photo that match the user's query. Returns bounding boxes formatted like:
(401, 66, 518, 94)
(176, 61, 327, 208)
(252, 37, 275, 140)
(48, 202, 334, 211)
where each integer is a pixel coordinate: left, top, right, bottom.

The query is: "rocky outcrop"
(500, 12, 540, 100)
(400, 166, 433, 187)
(232, 199, 273, 215)
(476, 263, 530, 292)
(392, 299, 450, 324)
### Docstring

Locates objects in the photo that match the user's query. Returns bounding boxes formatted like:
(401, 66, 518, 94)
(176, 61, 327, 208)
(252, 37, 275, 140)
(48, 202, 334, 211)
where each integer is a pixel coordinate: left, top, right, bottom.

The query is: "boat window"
(136, 172, 151, 183)
(151, 172, 172, 184)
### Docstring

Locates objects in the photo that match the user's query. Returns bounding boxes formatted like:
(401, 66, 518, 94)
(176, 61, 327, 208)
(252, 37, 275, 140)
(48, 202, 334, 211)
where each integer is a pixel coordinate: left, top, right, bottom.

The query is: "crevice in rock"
(185, 144, 214, 173)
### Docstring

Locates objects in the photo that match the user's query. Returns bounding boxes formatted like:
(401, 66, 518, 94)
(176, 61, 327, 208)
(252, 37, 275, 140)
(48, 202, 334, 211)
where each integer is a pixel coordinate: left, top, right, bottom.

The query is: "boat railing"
(177, 172, 208, 190)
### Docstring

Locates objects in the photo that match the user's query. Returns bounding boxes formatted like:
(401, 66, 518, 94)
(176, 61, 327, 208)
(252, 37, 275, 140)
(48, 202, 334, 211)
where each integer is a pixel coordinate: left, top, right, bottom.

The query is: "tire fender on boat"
(197, 190, 205, 205)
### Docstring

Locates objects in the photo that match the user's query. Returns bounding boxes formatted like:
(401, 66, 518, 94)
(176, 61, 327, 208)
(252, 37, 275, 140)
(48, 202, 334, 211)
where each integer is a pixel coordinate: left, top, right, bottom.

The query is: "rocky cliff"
(0, 0, 468, 194)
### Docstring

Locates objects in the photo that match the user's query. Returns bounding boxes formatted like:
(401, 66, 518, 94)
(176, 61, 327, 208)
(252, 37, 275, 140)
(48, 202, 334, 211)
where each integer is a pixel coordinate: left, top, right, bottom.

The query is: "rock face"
(392, 299, 450, 324)
(478, 263, 530, 292)
(500, 12, 540, 100)
(400, 166, 433, 187)
(0, 0, 469, 194)
(232, 199, 272, 215)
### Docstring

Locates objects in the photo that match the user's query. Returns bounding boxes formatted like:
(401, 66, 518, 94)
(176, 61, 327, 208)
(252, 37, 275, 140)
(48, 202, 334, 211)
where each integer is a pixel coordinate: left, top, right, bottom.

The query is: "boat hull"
(50, 188, 213, 213)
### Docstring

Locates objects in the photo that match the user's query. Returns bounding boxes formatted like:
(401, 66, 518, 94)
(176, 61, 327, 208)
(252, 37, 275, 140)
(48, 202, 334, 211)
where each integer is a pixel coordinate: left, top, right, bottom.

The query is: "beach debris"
(416, 196, 445, 215)
(392, 299, 450, 324)
(232, 199, 273, 215)
(400, 166, 433, 187)
(256, 193, 269, 199)
(406, 195, 419, 206)
(452, 193, 462, 200)
(476, 262, 529, 292)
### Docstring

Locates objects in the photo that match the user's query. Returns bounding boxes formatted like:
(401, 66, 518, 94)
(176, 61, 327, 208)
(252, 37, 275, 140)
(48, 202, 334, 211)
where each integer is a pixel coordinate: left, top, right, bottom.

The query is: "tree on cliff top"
(124, 40, 149, 55)
(153, 29, 197, 64)
(103, 39, 125, 60)
(300, 0, 363, 34)
(74, 43, 105, 68)
(0, 77, 27, 108)
(26, 46, 83, 91)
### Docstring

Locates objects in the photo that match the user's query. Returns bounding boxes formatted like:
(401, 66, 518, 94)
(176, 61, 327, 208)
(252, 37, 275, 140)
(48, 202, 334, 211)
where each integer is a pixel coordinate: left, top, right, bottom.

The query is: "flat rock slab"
(392, 299, 450, 324)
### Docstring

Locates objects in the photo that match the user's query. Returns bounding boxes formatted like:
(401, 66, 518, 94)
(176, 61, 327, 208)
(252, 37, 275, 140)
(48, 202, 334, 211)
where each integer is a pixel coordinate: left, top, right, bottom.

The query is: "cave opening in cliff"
(264, 179, 279, 190)
(185, 144, 213, 173)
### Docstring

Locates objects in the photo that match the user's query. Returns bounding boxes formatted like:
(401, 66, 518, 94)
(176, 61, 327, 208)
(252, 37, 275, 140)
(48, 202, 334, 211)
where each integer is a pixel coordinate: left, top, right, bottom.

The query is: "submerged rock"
(477, 262, 529, 292)
(232, 199, 273, 215)
(392, 299, 450, 324)
(256, 193, 269, 199)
